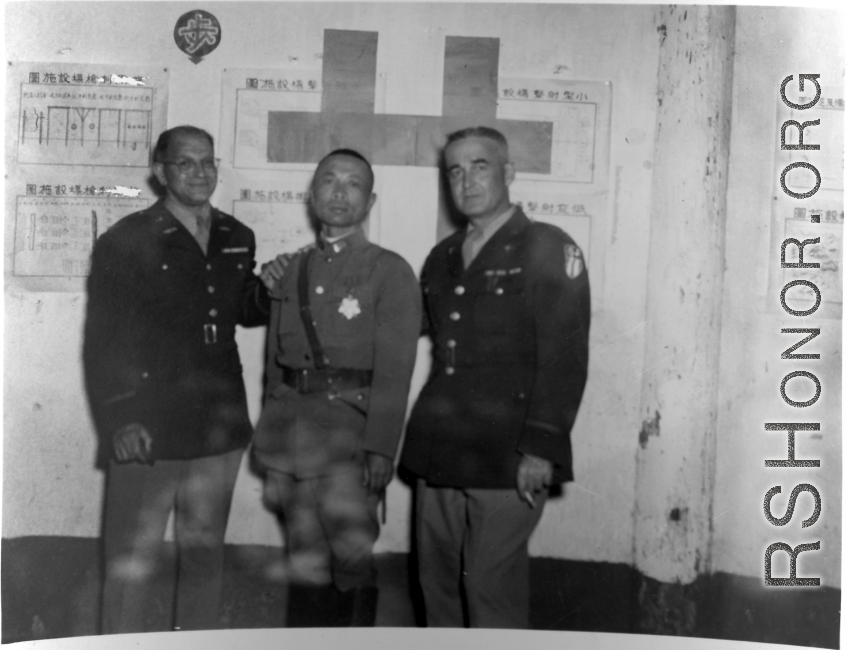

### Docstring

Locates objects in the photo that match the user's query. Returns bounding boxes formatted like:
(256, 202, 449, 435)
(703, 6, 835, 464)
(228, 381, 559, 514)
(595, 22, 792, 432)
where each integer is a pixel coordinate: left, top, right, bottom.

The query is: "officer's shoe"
(349, 586, 379, 627)
(285, 584, 337, 627)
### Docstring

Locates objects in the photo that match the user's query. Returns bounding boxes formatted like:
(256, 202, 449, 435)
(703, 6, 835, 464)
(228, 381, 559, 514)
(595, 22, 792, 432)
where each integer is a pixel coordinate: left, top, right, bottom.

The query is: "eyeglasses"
(161, 158, 220, 174)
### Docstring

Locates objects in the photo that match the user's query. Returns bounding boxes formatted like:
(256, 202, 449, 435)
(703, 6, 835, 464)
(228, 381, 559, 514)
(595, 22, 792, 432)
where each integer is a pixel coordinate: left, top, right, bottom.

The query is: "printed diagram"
(497, 78, 611, 189)
(220, 69, 322, 171)
(777, 88, 844, 193)
(783, 218, 842, 306)
(18, 84, 154, 167)
(510, 185, 603, 263)
(22, 105, 151, 150)
(501, 100, 597, 183)
(233, 200, 317, 263)
(14, 195, 149, 277)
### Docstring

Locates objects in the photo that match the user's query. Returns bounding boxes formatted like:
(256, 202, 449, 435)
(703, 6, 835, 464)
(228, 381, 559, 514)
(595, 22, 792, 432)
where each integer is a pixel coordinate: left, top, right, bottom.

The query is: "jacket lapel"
(445, 234, 465, 281)
(206, 209, 233, 260)
(149, 201, 198, 254)
(464, 209, 530, 276)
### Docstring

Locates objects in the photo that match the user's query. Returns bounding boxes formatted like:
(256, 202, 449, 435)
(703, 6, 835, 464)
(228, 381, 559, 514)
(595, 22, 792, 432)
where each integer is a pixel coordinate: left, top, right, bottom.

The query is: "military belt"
(281, 365, 372, 395)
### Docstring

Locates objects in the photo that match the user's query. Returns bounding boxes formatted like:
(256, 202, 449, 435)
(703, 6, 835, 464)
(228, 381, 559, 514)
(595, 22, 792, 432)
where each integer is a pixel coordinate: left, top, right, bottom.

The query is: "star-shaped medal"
(338, 295, 361, 320)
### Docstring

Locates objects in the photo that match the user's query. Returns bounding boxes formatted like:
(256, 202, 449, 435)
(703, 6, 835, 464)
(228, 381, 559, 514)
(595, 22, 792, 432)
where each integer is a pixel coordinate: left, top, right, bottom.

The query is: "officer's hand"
(113, 423, 153, 464)
(363, 452, 394, 493)
(259, 253, 294, 291)
(516, 454, 553, 507)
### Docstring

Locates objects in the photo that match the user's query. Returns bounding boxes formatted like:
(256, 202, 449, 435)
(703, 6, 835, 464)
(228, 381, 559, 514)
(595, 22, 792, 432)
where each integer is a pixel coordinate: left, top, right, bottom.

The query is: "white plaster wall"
(713, 7, 843, 586)
(4, 2, 659, 565)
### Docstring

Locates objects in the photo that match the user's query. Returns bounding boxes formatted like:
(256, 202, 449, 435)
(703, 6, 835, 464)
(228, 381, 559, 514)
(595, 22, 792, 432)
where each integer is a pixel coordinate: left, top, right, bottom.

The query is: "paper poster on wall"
(509, 185, 606, 308)
(783, 216, 842, 305)
(219, 68, 323, 172)
(9, 62, 168, 168)
(219, 169, 382, 265)
(12, 185, 150, 277)
(776, 86, 843, 193)
(498, 79, 612, 191)
(768, 86, 843, 320)
(767, 196, 843, 320)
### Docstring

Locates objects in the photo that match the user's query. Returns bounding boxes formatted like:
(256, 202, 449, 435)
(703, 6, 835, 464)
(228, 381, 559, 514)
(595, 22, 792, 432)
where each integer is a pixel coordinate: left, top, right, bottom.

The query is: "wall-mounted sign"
(173, 10, 221, 65)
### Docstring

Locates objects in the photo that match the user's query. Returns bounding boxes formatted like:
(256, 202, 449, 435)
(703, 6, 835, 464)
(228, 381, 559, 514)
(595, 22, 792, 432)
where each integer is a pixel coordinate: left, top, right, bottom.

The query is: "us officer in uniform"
(401, 127, 591, 628)
(252, 149, 421, 627)
(83, 125, 273, 633)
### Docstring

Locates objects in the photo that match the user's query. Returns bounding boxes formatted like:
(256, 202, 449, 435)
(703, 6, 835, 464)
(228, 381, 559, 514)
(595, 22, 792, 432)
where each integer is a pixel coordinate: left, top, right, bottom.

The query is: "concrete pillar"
(633, 5, 736, 634)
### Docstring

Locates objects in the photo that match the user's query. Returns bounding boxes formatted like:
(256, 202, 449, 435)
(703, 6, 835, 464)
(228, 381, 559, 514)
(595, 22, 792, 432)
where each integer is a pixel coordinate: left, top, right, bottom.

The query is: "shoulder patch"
(564, 244, 585, 279)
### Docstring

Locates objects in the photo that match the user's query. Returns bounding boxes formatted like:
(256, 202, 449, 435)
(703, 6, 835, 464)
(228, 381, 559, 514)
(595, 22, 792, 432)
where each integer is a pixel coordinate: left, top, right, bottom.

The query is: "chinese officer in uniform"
(401, 126, 591, 628)
(252, 149, 421, 627)
(83, 125, 274, 633)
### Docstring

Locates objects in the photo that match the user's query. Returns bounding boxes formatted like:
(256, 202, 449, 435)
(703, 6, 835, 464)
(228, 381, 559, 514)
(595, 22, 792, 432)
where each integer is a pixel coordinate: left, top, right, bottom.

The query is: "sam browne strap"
(297, 250, 328, 370)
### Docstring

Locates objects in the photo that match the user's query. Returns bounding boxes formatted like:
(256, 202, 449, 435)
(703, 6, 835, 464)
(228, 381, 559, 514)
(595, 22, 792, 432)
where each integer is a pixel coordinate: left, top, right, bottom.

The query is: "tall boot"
(349, 586, 379, 627)
(322, 585, 378, 626)
(327, 586, 356, 627)
(285, 584, 337, 628)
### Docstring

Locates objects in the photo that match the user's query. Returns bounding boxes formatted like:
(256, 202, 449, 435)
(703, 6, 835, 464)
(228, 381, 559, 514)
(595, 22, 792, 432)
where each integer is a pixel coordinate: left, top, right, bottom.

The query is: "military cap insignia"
(338, 295, 362, 320)
(564, 244, 585, 279)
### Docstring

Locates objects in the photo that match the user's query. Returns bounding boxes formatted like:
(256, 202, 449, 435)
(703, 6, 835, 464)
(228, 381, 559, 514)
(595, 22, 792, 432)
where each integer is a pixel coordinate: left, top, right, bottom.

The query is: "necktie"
(195, 215, 211, 254)
(462, 226, 484, 269)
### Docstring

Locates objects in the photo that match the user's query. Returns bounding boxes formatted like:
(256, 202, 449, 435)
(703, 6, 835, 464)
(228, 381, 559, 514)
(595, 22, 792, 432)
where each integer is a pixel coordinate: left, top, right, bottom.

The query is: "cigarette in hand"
(523, 491, 535, 508)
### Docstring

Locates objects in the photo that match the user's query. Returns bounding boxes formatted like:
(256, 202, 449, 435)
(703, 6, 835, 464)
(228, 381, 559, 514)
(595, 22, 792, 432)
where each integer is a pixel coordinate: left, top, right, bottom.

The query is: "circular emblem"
(174, 10, 222, 64)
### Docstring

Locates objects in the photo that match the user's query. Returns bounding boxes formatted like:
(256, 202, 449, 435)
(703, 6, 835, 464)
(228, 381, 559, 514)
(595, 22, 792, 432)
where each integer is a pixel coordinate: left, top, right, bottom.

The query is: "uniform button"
(209, 308, 218, 317)
(445, 367, 455, 375)
(207, 286, 215, 294)
(449, 311, 460, 321)
(495, 287, 504, 295)
(237, 264, 244, 270)
(454, 285, 465, 295)
(206, 264, 212, 271)
(327, 257, 333, 263)
(447, 339, 456, 348)
(141, 372, 149, 379)
(162, 264, 168, 270)
(316, 286, 324, 294)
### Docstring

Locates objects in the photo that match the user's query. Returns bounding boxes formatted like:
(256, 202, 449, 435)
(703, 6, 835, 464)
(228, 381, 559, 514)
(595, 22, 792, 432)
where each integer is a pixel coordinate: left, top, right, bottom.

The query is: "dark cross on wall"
(267, 29, 554, 174)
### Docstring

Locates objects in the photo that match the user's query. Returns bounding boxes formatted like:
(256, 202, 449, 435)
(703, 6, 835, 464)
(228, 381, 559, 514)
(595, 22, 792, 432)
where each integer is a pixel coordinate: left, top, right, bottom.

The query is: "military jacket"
(401, 208, 591, 488)
(83, 200, 270, 465)
(253, 228, 421, 475)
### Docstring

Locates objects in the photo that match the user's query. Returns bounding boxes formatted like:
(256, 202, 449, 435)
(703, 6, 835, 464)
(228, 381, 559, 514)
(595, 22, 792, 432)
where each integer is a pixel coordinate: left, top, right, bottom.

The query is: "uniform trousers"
(100, 448, 243, 633)
(415, 479, 546, 629)
(263, 464, 379, 592)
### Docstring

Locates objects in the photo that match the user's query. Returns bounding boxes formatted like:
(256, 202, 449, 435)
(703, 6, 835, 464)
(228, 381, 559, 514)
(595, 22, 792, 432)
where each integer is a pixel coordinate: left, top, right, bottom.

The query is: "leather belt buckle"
(203, 323, 217, 344)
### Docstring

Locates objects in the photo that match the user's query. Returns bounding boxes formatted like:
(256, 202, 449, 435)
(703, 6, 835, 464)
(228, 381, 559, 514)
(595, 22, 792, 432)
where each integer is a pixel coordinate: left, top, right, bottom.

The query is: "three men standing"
(83, 126, 271, 633)
(401, 127, 591, 628)
(84, 124, 589, 632)
(252, 149, 421, 626)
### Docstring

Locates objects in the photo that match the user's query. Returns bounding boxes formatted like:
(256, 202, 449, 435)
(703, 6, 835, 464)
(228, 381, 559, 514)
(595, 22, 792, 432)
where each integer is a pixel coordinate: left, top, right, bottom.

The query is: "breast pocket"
(216, 252, 252, 290)
(473, 274, 526, 334)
